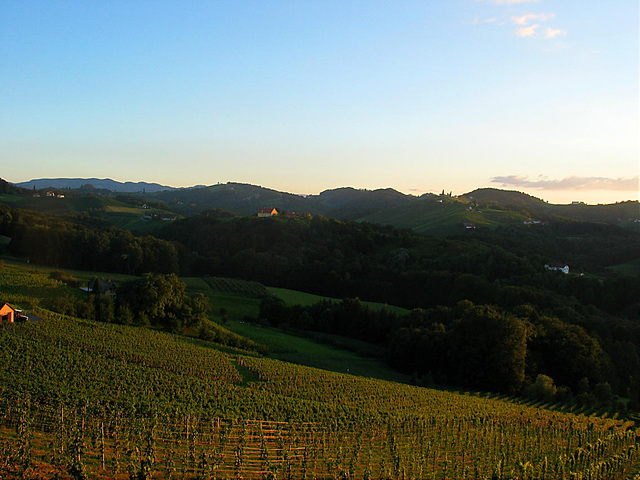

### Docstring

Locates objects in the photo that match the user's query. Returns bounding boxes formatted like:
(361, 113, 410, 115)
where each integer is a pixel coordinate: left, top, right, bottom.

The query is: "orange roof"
(0, 302, 16, 312)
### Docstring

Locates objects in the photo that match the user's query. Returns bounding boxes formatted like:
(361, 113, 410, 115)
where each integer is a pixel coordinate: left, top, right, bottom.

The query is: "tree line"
(257, 296, 634, 405)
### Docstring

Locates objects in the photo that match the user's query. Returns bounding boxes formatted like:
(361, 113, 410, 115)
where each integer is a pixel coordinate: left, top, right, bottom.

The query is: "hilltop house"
(258, 208, 278, 217)
(0, 303, 16, 324)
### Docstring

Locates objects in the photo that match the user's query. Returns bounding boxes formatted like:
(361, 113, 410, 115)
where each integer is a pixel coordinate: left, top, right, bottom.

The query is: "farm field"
(226, 319, 408, 383)
(0, 262, 639, 478)
(267, 286, 410, 315)
(359, 199, 530, 236)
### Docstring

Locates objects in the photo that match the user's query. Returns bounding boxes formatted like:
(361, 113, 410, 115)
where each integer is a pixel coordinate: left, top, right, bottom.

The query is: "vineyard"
(2, 401, 639, 480)
(203, 276, 268, 298)
(1, 315, 639, 479)
(0, 265, 640, 478)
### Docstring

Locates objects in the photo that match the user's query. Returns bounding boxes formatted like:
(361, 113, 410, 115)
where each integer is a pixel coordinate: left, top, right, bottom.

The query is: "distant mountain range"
(15, 178, 175, 193)
(8, 178, 639, 234)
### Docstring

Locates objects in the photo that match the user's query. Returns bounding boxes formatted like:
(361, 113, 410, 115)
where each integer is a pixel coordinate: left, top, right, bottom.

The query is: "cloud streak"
(544, 27, 566, 38)
(512, 13, 555, 25)
(491, 175, 640, 191)
(516, 24, 539, 37)
(468, 17, 499, 25)
(472, 1, 566, 39)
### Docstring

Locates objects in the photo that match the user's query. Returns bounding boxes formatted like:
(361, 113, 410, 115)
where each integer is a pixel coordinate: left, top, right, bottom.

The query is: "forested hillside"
(5, 178, 638, 233)
(1, 199, 639, 405)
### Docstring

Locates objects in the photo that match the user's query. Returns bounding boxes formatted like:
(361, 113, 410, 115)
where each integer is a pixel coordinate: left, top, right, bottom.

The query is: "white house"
(545, 264, 569, 274)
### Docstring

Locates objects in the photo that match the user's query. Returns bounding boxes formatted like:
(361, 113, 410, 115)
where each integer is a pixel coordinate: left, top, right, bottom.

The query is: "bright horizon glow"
(1, 1, 638, 205)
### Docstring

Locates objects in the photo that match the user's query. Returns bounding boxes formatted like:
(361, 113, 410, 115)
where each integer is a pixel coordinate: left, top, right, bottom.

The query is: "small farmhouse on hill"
(258, 208, 278, 217)
(0, 303, 16, 324)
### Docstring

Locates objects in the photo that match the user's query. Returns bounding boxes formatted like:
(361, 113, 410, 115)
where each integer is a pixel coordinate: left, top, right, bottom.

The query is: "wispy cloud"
(491, 175, 640, 191)
(516, 24, 539, 37)
(512, 13, 555, 25)
(468, 17, 499, 25)
(544, 27, 567, 38)
(471, 1, 566, 39)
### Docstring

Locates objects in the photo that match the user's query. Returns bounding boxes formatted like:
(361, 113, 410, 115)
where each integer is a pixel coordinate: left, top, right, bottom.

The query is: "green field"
(608, 258, 640, 276)
(227, 319, 408, 383)
(360, 199, 530, 236)
(266, 286, 410, 315)
(209, 292, 262, 320)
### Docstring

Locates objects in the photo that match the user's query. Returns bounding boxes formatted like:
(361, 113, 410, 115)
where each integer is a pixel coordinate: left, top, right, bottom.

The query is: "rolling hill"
(15, 177, 175, 193)
(6, 178, 639, 234)
(361, 188, 640, 235)
(152, 182, 318, 216)
(308, 186, 418, 219)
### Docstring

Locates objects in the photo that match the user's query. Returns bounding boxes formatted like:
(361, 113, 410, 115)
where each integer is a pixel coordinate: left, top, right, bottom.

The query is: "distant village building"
(464, 223, 476, 229)
(258, 208, 278, 217)
(545, 264, 570, 274)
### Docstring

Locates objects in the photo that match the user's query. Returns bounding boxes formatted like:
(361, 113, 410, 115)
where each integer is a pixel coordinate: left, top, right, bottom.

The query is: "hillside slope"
(310, 186, 418, 219)
(360, 188, 640, 235)
(1, 304, 638, 478)
(152, 182, 319, 216)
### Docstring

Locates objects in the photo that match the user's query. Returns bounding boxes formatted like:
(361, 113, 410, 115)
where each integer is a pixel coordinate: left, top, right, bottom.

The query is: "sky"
(1, 0, 638, 204)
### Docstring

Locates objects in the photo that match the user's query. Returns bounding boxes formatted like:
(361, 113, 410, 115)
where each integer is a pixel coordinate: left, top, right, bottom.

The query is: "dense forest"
(1, 197, 639, 407)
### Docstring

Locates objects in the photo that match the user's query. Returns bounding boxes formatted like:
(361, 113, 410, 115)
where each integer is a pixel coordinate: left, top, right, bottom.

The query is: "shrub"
(525, 374, 557, 402)
(48, 270, 80, 287)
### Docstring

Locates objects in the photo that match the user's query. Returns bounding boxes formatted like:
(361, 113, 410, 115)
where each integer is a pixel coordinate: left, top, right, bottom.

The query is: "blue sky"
(1, 0, 638, 204)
